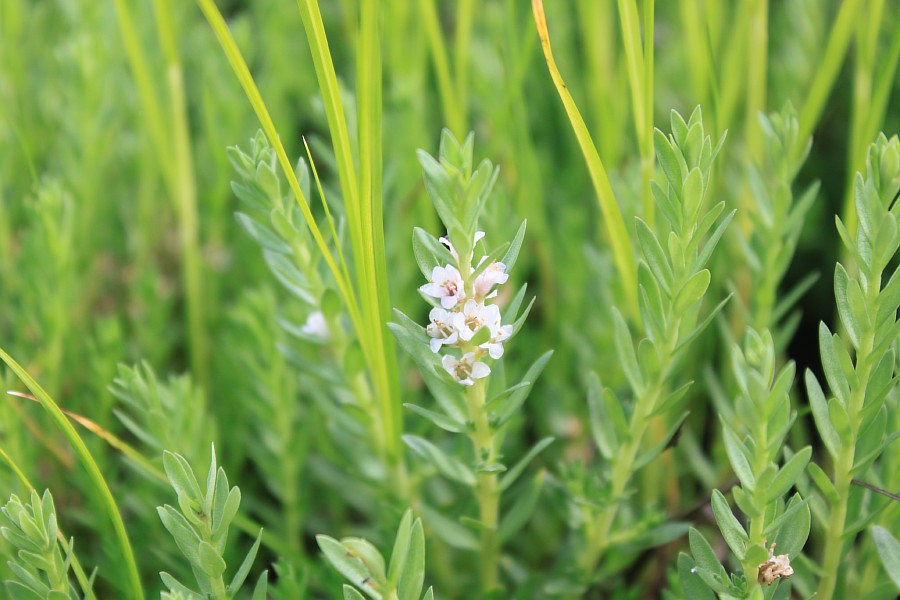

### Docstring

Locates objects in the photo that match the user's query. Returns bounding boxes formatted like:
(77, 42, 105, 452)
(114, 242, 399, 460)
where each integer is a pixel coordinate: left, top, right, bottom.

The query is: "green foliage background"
(0, 0, 898, 597)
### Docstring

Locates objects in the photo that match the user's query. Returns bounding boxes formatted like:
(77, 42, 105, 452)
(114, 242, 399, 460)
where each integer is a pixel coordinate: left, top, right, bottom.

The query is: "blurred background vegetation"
(0, 0, 898, 596)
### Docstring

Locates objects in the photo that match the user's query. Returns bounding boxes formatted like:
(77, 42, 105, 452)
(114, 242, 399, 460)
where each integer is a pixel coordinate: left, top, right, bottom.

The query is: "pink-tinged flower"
(451, 300, 496, 342)
(480, 312, 513, 359)
(440, 231, 485, 263)
(441, 352, 490, 386)
(474, 260, 509, 299)
(420, 265, 465, 308)
(426, 308, 459, 353)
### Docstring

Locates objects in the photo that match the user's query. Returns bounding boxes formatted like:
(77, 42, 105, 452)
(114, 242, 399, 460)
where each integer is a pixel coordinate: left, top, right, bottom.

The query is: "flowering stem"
(465, 377, 500, 592)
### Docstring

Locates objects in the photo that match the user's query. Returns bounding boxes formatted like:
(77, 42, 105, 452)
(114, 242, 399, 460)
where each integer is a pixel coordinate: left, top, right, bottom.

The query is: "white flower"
(474, 260, 509, 299)
(300, 311, 330, 339)
(420, 265, 465, 308)
(481, 312, 513, 359)
(426, 308, 459, 353)
(452, 300, 496, 342)
(442, 352, 490, 386)
(440, 231, 485, 263)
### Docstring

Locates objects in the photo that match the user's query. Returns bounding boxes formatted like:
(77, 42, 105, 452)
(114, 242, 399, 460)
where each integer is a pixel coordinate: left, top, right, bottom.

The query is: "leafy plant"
(157, 447, 267, 599)
(0, 490, 95, 599)
(317, 510, 433, 600)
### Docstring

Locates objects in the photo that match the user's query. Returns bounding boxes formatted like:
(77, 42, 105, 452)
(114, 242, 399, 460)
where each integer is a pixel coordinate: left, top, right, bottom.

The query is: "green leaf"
(158, 506, 201, 563)
(317, 535, 380, 599)
(853, 430, 900, 476)
(674, 294, 733, 353)
(344, 585, 368, 600)
(721, 419, 755, 490)
(772, 493, 810, 558)
(682, 167, 705, 223)
(264, 251, 316, 305)
(635, 218, 674, 293)
(733, 486, 761, 519)
(499, 471, 545, 542)
(235, 212, 292, 254)
(763, 496, 812, 538)
(342, 539, 387, 587)
(767, 446, 812, 502)
(674, 269, 711, 313)
(250, 571, 268, 600)
(228, 529, 263, 595)
(412, 227, 455, 278)
(711, 490, 749, 559)
(743, 544, 771, 569)
(635, 412, 689, 470)
(677, 553, 716, 600)
(834, 264, 868, 348)
(489, 350, 553, 426)
(388, 511, 414, 587)
(163, 452, 203, 504)
(501, 220, 527, 272)
(654, 129, 684, 191)
(827, 398, 853, 445)
(418, 504, 478, 551)
(403, 435, 475, 486)
(649, 380, 693, 417)
(587, 373, 617, 458)
(198, 540, 226, 578)
(872, 526, 900, 590)
(612, 309, 643, 394)
(396, 519, 425, 600)
(6, 582, 44, 600)
(807, 462, 840, 505)
(818, 323, 851, 406)
(500, 437, 554, 491)
(805, 370, 840, 458)
(691, 210, 736, 273)
(688, 528, 729, 589)
(403, 404, 466, 433)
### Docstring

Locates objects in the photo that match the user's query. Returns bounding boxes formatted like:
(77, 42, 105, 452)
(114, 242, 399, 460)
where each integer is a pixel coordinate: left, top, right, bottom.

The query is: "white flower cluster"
(419, 233, 512, 386)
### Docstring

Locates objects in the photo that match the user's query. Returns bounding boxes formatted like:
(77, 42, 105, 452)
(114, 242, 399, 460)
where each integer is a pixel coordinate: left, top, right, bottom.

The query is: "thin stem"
(580, 380, 663, 572)
(465, 379, 500, 592)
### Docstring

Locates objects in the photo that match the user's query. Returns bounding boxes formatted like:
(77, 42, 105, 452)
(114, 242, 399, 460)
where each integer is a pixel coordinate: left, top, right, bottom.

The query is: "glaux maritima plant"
(3, 0, 900, 598)
(1, 489, 95, 599)
(390, 130, 552, 595)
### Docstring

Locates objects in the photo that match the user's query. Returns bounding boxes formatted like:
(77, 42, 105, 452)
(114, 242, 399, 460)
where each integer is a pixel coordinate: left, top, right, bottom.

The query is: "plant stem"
(740, 409, 771, 588)
(465, 378, 500, 592)
(816, 327, 875, 600)
(580, 379, 663, 573)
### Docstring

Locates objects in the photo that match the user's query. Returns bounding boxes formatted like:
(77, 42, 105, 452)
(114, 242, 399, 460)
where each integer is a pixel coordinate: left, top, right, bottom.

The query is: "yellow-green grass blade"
(532, 0, 639, 318)
(0, 348, 143, 599)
